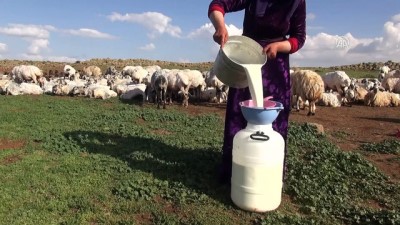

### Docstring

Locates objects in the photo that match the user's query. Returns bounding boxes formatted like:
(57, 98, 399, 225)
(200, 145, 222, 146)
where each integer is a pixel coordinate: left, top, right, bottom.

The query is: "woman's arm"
(263, 0, 306, 59)
(208, 0, 249, 47)
(209, 10, 229, 47)
(288, 0, 307, 53)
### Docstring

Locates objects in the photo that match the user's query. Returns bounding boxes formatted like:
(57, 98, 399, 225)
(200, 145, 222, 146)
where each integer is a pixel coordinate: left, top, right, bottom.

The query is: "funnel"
(239, 97, 284, 125)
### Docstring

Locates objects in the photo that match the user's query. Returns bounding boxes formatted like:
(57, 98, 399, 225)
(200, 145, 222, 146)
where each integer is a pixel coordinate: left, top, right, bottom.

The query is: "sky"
(0, 0, 399, 67)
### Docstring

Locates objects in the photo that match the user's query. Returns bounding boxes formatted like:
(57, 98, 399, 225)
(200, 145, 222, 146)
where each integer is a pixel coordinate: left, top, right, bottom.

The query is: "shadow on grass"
(63, 130, 232, 205)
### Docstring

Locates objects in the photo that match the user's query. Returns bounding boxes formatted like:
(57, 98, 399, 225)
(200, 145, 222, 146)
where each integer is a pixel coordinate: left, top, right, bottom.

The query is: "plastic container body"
(213, 35, 267, 88)
(231, 124, 285, 212)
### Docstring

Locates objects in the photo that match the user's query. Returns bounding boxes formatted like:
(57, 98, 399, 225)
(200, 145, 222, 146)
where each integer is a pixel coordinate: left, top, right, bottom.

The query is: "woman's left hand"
(263, 43, 279, 60)
(263, 41, 291, 59)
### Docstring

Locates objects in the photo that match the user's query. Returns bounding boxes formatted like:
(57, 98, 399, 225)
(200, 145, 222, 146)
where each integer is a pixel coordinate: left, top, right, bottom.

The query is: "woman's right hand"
(213, 27, 229, 48)
(209, 10, 228, 48)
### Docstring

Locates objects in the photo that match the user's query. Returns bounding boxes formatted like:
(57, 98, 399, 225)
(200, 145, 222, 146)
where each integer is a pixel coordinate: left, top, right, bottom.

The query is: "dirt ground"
(177, 102, 400, 182)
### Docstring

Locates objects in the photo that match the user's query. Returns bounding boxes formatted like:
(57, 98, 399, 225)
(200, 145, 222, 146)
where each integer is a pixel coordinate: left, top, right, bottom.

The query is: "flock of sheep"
(0, 64, 229, 109)
(291, 65, 400, 116)
(1, 63, 400, 115)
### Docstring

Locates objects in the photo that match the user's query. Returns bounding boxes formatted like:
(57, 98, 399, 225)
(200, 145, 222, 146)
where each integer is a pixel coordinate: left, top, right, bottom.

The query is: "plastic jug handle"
(250, 131, 270, 141)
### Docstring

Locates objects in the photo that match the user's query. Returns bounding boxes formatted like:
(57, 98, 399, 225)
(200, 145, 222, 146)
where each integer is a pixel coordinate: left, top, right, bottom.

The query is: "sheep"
(52, 82, 76, 96)
(11, 65, 44, 84)
(120, 83, 147, 103)
(63, 65, 78, 80)
(360, 78, 380, 91)
(91, 88, 117, 100)
(121, 66, 148, 84)
(166, 69, 192, 107)
(381, 77, 400, 93)
(200, 87, 227, 103)
(144, 65, 161, 78)
(364, 86, 400, 107)
(183, 69, 206, 103)
(322, 71, 351, 96)
(84, 84, 116, 100)
(378, 66, 391, 82)
(6, 82, 43, 95)
(0, 79, 11, 94)
(346, 85, 369, 104)
(173, 70, 191, 107)
(204, 67, 228, 103)
(41, 78, 60, 95)
(291, 69, 325, 116)
(381, 71, 400, 93)
(105, 66, 118, 76)
(83, 65, 102, 79)
(317, 92, 342, 107)
(151, 70, 168, 109)
(380, 65, 390, 74)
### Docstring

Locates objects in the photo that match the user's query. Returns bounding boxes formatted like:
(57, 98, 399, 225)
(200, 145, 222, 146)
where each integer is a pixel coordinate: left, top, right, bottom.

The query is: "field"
(0, 93, 399, 225)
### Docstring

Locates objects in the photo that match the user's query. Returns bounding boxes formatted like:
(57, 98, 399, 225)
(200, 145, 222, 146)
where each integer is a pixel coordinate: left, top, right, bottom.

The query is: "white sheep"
(11, 65, 44, 84)
(291, 69, 325, 116)
(161, 69, 187, 106)
(64, 65, 78, 80)
(83, 65, 102, 79)
(85, 84, 116, 100)
(121, 66, 148, 84)
(205, 67, 228, 103)
(200, 87, 226, 103)
(6, 82, 43, 95)
(317, 92, 342, 107)
(378, 66, 391, 81)
(144, 65, 161, 79)
(380, 65, 390, 74)
(167, 69, 192, 107)
(322, 71, 351, 96)
(0, 79, 11, 94)
(381, 71, 400, 93)
(120, 83, 147, 102)
(182, 69, 206, 102)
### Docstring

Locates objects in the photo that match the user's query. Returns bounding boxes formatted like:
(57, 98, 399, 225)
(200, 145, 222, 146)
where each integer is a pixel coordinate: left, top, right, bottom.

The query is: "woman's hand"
(209, 10, 228, 48)
(213, 27, 229, 47)
(263, 41, 291, 59)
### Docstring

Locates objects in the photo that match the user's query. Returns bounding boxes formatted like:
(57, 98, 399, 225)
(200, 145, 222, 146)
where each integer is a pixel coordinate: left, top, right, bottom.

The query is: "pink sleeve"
(288, 37, 299, 54)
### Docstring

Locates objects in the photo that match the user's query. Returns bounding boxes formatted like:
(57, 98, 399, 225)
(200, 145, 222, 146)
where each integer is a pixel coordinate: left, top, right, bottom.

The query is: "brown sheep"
(291, 69, 325, 116)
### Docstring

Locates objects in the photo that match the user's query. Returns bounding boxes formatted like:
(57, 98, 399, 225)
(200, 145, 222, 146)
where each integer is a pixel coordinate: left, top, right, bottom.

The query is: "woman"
(208, 0, 306, 184)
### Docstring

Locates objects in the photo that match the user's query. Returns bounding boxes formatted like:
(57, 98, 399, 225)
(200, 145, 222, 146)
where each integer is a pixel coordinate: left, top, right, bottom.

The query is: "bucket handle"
(250, 131, 270, 141)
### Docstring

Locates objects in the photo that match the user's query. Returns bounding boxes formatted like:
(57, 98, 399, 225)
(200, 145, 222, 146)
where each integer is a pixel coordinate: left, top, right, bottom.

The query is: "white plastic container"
(231, 99, 285, 212)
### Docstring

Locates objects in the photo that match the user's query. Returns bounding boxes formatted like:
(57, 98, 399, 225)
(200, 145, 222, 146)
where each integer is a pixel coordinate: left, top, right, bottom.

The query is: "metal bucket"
(213, 35, 267, 89)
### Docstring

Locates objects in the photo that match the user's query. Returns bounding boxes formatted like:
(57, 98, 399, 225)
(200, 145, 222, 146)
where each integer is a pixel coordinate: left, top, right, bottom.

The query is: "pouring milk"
(242, 64, 264, 108)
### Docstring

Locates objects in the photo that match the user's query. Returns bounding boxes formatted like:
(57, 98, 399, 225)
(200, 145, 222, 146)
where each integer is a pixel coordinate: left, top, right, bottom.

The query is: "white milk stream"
(242, 64, 264, 107)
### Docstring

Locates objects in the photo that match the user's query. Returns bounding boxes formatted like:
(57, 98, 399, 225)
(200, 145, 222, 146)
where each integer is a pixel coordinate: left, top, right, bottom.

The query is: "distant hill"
(328, 60, 400, 71)
(0, 58, 215, 76)
(0, 58, 398, 77)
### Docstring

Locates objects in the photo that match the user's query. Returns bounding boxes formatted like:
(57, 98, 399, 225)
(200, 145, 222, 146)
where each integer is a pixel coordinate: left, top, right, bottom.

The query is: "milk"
(242, 64, 264, 107)
(231, 162, 283, 212)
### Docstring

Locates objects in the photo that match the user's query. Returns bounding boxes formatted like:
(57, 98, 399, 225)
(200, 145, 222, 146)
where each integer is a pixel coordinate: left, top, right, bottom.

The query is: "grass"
(0, 95, 399, 225)
(302, 67, 380, 79)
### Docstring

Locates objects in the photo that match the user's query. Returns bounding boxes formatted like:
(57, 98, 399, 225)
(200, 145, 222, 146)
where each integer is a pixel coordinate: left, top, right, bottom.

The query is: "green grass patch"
(359, 140, 400, 154)
(0, 95, 398, 224)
